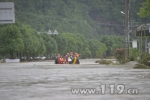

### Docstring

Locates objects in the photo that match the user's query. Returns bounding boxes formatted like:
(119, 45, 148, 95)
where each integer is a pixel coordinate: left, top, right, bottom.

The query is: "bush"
(115, 48, 126, 64)
(106, 56, 115, 59)
(133, 53, 150, 69)
(130, 48, 139, 61)
(95, 60, 112, 65)
(112, 62, 120, 65)
(134, 64, 150, 69)
(138, 53, 150, 66)
(95, 60, 100, 63)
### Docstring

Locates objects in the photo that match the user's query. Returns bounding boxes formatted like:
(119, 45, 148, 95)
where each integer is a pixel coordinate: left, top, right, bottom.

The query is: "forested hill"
(2, 0, 146, 38)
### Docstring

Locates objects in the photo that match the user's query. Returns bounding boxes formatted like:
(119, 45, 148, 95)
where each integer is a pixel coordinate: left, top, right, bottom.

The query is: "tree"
(96, 43, 107, 59)
(53, 34, 67, 55)
(130, 48, 139, 61)
(61, 33, 76, 52)
(38, 37, 46, 56)
(16, 22, 46, 59)
(18, 23, 36, 58)
(61, 33, 89, 57)
(0, 24, 24, 59)
(100, 35, 125, 56)
(88, 39, 101, 58)
(138, 0, 150, 18)
(31, 34, 40, 57)
(81, 47, 91, 58)
(50, 37, 58, 54)
(45, 36, 58, 57)
(75, 33, 88, 53)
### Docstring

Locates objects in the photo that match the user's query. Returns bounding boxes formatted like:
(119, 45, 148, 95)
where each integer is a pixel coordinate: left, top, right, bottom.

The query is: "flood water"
(0, 59, 150, 100)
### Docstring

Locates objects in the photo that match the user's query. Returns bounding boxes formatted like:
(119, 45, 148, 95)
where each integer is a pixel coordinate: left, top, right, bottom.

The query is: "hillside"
(1, 0, 147, 38)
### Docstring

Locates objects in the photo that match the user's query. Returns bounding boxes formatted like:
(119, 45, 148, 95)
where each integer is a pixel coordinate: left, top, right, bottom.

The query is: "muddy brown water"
(0, 59, 150, 100)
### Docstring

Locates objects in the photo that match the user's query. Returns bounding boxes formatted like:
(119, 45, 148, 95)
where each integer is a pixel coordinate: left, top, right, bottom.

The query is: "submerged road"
(0, 59, 150, 100)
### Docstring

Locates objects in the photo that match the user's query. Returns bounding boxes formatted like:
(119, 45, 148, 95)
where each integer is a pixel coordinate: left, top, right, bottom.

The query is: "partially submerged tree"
(115, 48, 126, 64)
(96, 43, 107, 59)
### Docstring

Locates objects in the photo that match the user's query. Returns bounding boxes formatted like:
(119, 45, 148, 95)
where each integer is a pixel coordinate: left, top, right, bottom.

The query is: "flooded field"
(0, 59, 150, 100)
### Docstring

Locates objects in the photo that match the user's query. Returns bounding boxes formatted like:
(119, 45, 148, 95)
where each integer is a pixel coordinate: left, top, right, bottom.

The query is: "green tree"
(50, 37, 58, 54)
(16, 22, 45, 59)
(45, 36, 58, 57)
(130, 48, 139, 61)
(138, 0, 150, 18)
(96, 43, 107, 59)
(61, 33, 89, 57)
(53, 34, 67, 54)
(61, 33, 76, 52)
(81, 47, 91, 58)
(31, 34, 40, 58)
(100, 35, 125, 56)
(88, 39, 102, 58)
(38, 37, 46, 56)
(18, 23, 36, 58)
(0, 24, 24, 59)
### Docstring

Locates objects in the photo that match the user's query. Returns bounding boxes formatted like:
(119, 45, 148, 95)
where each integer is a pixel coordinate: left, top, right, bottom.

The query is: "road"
(0, 59, 150, 100)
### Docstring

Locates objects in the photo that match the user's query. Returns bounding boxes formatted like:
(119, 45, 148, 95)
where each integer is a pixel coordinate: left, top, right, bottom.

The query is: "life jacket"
(59, 57, 64, 64)
(72, 57, 77, 64)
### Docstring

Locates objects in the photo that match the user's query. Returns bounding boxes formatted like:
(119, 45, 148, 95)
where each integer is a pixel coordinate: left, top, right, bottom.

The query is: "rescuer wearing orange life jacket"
(59, 56, 64, 64)
(75, 53, 79, 58)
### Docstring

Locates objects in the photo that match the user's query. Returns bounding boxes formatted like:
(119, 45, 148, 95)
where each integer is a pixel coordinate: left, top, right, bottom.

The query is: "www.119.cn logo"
(71, 84, 139, 95)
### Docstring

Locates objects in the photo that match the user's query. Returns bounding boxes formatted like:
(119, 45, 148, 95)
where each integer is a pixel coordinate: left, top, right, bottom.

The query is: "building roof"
(135, 23, 150, 36)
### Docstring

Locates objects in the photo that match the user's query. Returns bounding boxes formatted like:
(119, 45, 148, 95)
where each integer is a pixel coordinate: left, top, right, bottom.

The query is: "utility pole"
(125, 0, 130, 62)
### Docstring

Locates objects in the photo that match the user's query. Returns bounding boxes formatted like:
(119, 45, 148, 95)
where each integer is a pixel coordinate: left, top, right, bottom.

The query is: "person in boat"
(72, 53, 80, 64)
(59, 56, 64, 64)
(55, 54, 60, 64)
(76, 53, 80, 64)
(63, 56, 67, 64)
(55, 52, 79, 64)
(65, 53, 70, 64)
(75, 53, 79, 59)
(68, 55, 72, 64)
(70, 52, 74, 61)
